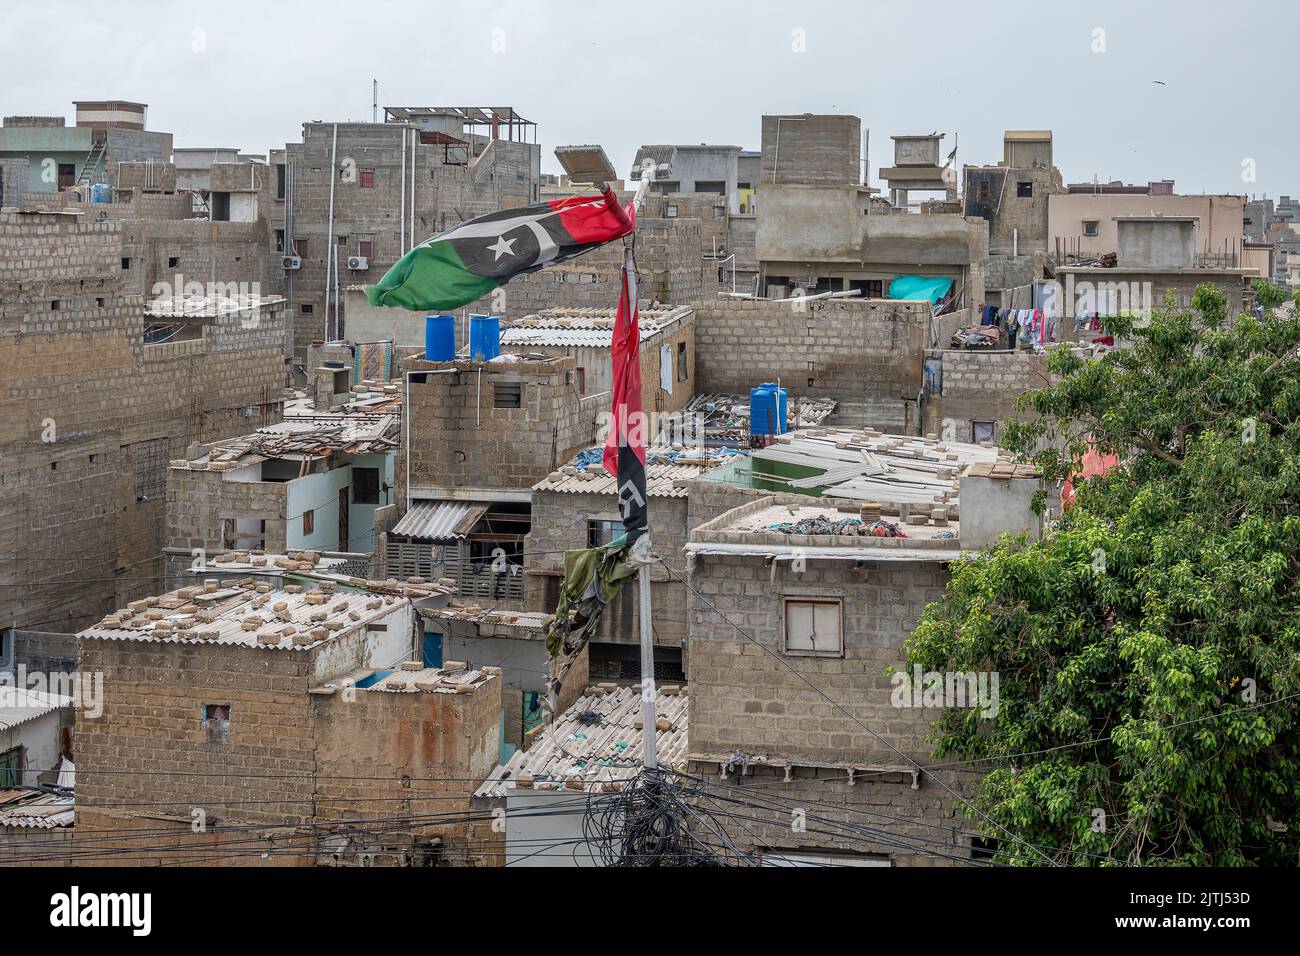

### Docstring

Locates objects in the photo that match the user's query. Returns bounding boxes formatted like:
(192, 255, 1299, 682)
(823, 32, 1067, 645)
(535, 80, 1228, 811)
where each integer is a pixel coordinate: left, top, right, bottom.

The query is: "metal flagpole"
(626, 159, 659, 770)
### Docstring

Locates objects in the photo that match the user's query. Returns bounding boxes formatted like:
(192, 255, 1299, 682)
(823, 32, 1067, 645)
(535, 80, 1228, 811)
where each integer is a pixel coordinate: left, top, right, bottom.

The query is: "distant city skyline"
(2, 0, 1295, 201)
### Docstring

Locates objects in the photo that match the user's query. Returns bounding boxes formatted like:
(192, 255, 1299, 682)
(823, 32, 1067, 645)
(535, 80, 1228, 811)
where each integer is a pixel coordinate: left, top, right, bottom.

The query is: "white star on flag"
(487, 234, 517, 260)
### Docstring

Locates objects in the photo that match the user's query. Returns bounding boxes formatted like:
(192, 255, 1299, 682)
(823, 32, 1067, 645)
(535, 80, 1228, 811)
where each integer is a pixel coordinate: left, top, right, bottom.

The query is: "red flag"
(603, 246, 648, 543)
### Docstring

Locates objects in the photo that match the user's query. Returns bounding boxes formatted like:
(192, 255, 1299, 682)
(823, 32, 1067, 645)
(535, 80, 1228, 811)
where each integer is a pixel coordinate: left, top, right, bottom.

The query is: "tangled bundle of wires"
(582, 768, 744, 867)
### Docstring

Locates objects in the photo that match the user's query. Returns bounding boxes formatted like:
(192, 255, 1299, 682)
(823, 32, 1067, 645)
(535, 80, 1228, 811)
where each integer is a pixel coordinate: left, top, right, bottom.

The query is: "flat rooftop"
(726, 502, 959, 541)
(700, 426, 997, 508)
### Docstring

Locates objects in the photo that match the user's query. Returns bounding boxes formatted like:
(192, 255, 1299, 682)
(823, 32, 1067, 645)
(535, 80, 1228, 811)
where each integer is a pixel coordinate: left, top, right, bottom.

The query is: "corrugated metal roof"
(475, 685, 689, 798)
(533, 446, 741, 498)
(421, 604, 551, 631)
(145, 293, 286, 319)
(391, 500, 490, 540)
(533, 461, 704, 498)
(0, 789, 74, 829)
(77, 580, 431, 651)
(500, 306, 690, 349)
(365, 664, 496, 695)
(0, 689, 73, 731)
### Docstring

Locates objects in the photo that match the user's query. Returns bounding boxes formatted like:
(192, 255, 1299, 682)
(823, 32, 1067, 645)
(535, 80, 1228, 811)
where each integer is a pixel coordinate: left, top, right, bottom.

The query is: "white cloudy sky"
(2, 0, 1294, 196)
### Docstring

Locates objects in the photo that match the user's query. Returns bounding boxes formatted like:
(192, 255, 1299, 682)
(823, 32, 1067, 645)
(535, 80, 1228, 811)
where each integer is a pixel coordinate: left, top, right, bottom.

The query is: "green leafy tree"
(907, 282, 1300, 865)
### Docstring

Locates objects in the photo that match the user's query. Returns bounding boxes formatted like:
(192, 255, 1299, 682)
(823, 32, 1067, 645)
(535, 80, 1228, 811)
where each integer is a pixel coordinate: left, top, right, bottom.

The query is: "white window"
(665, 203, 678, 218)
(782, 598, 843, 657)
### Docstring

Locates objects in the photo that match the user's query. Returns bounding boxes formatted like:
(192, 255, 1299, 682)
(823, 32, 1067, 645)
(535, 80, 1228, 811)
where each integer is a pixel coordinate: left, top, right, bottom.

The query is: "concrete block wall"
(122, 218, 284, 301)
(686, 552, 950, 765)
(0, 157, 28, 208)
(75, 638, 320, 827)
(283, 122, 539, 357)
(74, 631, 502, 865)
(692, 298, 929, 424)
(687, 761, 981, 866)
(165, 466, 290, 555)
(644, 193, 728, 256)
(403, 356, 603, 497)
(934, 348, 1048, 444)
(525, 490, 691, 645)
(976, 165, 1062, 256)
(112, 161, 177, 192)
(760, 114, 861, 186)
(312, 675, 501, 863)
(0, 211, 289, 632)
(18, 188, 194, 223)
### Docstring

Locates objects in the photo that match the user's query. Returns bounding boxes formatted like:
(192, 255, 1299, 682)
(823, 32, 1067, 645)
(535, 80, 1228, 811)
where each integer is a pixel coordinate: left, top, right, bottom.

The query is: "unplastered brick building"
(165, 395, 400, 563)
(929, 348, 1050, 446)
(691, 297, 932, 430)
(340, 215, 713, 349)
(681, 437, 1043, 866)
(499, 306, 696, 416)
(73, 575, 503, 866)
(281, 109, 540, 357)
(382, 354, 605, 606)
(0, 211, 290, 638)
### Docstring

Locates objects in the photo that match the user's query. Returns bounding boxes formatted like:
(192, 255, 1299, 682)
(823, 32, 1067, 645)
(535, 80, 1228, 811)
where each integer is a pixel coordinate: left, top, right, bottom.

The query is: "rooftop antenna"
(372, 79, 378, 123)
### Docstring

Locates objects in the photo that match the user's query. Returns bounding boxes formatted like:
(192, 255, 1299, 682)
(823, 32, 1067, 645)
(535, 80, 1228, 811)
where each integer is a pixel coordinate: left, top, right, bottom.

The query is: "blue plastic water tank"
(750, 384, 779, 436)
(469, 315, 500, 361)
(90, 182, 111, 204)
(758, 383, 788, 434)
(424, 314, 456, 361)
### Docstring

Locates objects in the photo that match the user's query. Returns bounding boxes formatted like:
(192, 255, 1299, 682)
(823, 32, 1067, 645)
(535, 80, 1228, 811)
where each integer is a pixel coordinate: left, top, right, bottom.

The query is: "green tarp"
(544, 537, 638, 658)
(887, 275, 954, 305)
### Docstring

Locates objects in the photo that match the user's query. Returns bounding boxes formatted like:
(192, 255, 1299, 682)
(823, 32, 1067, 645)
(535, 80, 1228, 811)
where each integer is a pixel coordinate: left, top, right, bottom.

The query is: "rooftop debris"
(174, 398, 400, 470)
(764, 514, 908, 537)
(682, 393, 836, 445)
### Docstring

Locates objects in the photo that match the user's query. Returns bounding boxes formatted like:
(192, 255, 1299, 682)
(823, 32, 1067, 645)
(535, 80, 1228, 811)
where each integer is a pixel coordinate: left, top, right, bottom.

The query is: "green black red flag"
(366, 187, 635, 311)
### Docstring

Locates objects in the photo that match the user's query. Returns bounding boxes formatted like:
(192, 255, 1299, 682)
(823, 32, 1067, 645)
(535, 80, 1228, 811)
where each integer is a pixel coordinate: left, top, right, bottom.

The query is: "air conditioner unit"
(283, 255, 302, 271)
(347, 256, 369, 271)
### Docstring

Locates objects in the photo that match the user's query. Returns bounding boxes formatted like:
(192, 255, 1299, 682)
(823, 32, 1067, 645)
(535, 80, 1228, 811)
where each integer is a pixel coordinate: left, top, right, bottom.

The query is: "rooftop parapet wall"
(692, 297, 929, 400)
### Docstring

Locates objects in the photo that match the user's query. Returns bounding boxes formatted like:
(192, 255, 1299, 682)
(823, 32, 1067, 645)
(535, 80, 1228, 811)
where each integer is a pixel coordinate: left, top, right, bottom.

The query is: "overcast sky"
(2, 0, 1294, 197)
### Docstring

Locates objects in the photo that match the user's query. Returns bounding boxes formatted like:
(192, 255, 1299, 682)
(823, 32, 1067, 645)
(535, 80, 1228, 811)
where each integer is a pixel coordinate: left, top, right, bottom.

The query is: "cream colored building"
(1049, 192, 1247, 266)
